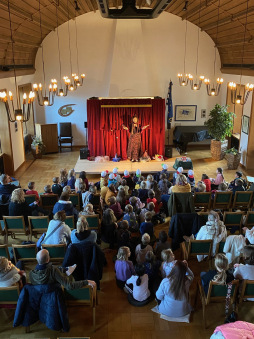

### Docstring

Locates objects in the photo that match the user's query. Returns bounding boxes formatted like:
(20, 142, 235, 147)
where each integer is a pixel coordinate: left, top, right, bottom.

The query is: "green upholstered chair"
(213, 191, 233, 210)
(0, 244, 10, 260)
(181, 239, 213, 268)
(3, 216, 29, 244)
(65, 215, 75, 229)
(85, 215, 100, 231)
(0, 284, 20, 307)
(239, 280, 254, 304)
(194, 192, 211, 211)
(24, 194, 37, 205)
(40, 194, 58, 210)
(28, 216, 49, 240)
(41, 244, 66, 263)
(245, 211, 254, 229)
(69, 193, 80, 210)
(223, 211, 244, 233)
(12, 244, 37, 264)
(232, 191, 253, 210)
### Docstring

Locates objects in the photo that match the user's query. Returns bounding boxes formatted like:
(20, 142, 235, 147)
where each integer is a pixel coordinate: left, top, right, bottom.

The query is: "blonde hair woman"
(9, 188, 31, 224)
(44, 210, 71, 245)
(0, 257, 25, 288)
(171, 174, 191, 193)
(200, 253, 234, 294)
(71, 215, 97, 244)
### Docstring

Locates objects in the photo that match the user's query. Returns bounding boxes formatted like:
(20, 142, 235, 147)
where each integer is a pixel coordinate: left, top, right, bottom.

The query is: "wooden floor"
(1, 147, 254, 339)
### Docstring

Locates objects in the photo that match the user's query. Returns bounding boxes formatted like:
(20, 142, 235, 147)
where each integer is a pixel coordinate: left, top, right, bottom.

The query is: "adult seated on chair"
(0, 174, 17, 202)
(53, 192, 78, 221)
(44, 211, 71, 245)
(9, 188, 33, 224)
(0, 256, 26, 288)
(30, 249, 96, 290)
(185, 210, 227, 262)
(82, 185, 97, 208)
(71, 215, 97, 244)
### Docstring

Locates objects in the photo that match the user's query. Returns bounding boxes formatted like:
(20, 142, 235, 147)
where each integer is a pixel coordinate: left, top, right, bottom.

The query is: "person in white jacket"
(243, 226, 254, 245)
(195, 211, 227, 262)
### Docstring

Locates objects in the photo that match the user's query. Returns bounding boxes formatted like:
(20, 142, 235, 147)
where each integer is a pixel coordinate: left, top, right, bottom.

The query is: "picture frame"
(175, 105, 197, 121)
(242, 115, 249, 135)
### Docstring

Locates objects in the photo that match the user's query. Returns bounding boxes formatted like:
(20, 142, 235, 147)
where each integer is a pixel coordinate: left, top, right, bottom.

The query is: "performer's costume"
(127, 124, 142, 161)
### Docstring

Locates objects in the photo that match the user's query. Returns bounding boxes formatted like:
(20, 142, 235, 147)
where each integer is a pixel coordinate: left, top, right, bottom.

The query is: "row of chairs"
(195, 278, 254, 328)
(0, 214, 101, 244)
(0, 283, 97, 331)
(24, 193, 81, 211)
(194, 191, 253, 211)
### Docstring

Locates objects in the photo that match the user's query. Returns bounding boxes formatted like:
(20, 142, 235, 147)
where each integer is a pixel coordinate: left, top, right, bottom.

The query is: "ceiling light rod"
(73, 12, 85, 88)
(0, 0, 34, 122)
(33, 0, 57, 106)
(205, 0, 223, 96)
(228, 0, 253, 105)
(189, 0, 204, 90)
(178, 19, 190, 86)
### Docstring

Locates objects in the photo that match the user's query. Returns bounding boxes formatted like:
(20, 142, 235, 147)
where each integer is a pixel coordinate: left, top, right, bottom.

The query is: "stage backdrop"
(87, 98, 165, 159)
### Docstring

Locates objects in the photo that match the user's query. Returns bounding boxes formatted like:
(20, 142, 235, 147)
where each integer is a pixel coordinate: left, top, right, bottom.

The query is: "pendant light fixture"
(73, 8, 85, 88)
(33, 0, 57, 106)
(204, 0, 223, 96)
(52, 1, 68, 97)
(178, 19, 191, 87)
(0, 0, 34, 122)
(189, 0, 204, 91)
(228, 0, 253, 105)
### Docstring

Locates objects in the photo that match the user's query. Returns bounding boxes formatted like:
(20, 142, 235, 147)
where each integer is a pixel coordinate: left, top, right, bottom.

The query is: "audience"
(116, 187, 127, 210)
(109, 196, 123, 220)
(158, 174, 168, 195)
(187, 170, 195, 188)
(139, 202, 155, 224)
(138, 181, 149, 203)
(154, 231, 171, 260)
(9, 188, 32, 223)
(60, 168, 68, 187)
(44, 184, 53, 194)
(160, 248, 176, 278)
(79, 171, 89, 191)
(171, 174, 191, 193)
(156, 260, 194, 318)
(146, 174, 154, 190)
(211, 167, 225, 190)
(194, 181, 206, 193)
(231, 178, 245, 196)
(116, 220, 132, 249)
(115, 246, 135, 289)
(82, 203, 95, 215)
(0, 174, 17, 201)
(0, 257, 26, 288)
(71, 215, 97, 244)
(147, 189, 161, 213)
(144, 251, 161, 293)
(108, 173, 118, 187)
(26, 181, 39, 201)
(67, 168, 76, 190)
(101, 208, 117, 248)
(82, 185, 97, 208)
(105, 184, 117, 205)
(123, 204, 138, 231)
(201, 174, 211, 192)
(135, 233, 153, 264)
(53, 192, 78, 220)
(140, 212, 154, 238)
(118, 179, 129, 195)
(44, 210, 71, 245)
(123, 170, 134, 190)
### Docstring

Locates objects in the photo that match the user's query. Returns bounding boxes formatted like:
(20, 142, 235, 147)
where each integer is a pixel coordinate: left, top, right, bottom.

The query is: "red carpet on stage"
(87, 98, 165, 159)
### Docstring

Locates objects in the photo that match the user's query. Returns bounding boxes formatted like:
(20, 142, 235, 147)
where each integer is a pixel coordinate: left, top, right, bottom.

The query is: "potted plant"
(205, 104, 235, 161)
(31, 136, 45, 159)
(225, 147, 241, 170)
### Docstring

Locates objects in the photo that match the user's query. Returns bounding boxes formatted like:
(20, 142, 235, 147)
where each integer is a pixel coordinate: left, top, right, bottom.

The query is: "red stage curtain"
(87, 98, 165, 159)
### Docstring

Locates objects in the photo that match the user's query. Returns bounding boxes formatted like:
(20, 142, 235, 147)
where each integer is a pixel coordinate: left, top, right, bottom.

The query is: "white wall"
(33, 11, 226, 145)
(0, 74, 34, 171)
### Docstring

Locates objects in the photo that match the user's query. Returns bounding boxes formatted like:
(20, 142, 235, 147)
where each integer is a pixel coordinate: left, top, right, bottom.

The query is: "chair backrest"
(213, 192, 233, 210)
(0, 284, 20, 304)
(206, 280, 239, 304)
(59, 122, 72, 137)
(40, 194, 58, 210)
(223, 212, 244, 233)
(24, 194, 37, 205)
(188, 239, 213, 258)
(64, 285, 95, 307)
(3, 216, 26, 232)
(240, 280, 254, 302)
(233, 191, 253, 209)
(194, 192, 211, 208)
(216, 241, 225, 254)
(199, 212, 209, 224)
(245, 211, 254, 228)
(0, 244, 10, 260)
(41, 244, 66, 260)
(85, 215, 100, 230)
(69, 193, 80, 210)
(90, 194, 100, 207)
(28, 216, 49, 233)
(12, 244, 37, 264)
(65, 215, 75, 229)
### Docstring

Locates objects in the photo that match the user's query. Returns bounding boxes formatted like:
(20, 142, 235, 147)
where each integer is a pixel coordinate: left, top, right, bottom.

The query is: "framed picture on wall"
(242, 115, 250, 134)
(175, 105, 197, 121)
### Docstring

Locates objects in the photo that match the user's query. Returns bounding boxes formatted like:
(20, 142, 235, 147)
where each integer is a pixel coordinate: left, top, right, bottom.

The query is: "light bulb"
(43, 97, 49, 106)
(236, 95, 242, 104)
(193, 84, 198, 90)
(211, 89, 215, 96)
(59, 89, 64, 96)
(69, 84, 74, 91)
(81, 74, 85, 78)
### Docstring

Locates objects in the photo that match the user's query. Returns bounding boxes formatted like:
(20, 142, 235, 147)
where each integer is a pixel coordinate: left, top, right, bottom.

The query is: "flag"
(166, 80, 173, 129)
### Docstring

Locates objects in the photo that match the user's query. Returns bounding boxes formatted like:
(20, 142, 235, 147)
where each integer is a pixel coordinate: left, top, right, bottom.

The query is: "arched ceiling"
(0, 0, 253, 78)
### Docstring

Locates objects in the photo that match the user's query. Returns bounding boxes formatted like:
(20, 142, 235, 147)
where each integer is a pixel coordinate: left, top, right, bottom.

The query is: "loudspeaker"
(165, 145, 172, 158)
(84, 122, 87, 128)
(80, 147, 90, 159)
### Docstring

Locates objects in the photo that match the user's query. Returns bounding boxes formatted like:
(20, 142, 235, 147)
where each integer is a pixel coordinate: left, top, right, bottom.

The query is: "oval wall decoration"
(58, 104, 76, 117)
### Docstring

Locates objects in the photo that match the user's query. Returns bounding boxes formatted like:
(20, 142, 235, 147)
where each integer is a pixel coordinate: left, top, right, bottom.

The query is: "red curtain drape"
(87, 98, 165, 159)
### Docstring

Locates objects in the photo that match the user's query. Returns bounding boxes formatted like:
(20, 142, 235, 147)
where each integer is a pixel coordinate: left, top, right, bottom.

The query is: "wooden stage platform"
(74, 157, 185, 175)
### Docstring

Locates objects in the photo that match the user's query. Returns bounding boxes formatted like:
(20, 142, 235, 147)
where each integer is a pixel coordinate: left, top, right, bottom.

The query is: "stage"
(74, 157, 187, 175)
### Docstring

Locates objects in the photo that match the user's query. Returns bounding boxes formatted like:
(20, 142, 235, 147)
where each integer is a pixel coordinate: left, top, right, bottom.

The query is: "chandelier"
(0, 0, 34, 122)
(178, 19, 191, 87)
(63, 0, 85, 92)
(189, 0, 204, 91)
(33, 0, 57, 106)
(228, 0, 253, 105)
(205, 0, 223, 96)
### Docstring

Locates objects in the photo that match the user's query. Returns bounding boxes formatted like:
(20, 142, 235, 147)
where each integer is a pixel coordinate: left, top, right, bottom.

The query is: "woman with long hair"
(123, 116, 149, 162)
(101, 208, 118, 248)
(156, 260, 194, 317)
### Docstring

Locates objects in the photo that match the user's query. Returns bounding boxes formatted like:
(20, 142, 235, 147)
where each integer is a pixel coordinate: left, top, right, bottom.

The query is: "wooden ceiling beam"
(181, 0, 216, 20)
(0, 0, 55, 31)
(216, 37, 253, 47)
(202, 7, 254, 31)
(0, 34, 40, 48)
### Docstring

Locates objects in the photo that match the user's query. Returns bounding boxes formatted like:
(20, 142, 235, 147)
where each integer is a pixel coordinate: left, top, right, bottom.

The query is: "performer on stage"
(123, 116, 149, 162)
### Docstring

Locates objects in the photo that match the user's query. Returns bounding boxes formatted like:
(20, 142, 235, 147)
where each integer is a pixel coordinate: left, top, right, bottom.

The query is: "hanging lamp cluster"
(0, 0, 35, 122)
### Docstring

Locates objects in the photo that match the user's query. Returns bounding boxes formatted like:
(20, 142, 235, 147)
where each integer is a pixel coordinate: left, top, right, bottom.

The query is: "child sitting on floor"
(154, 231, 171, 260)
(123, 170, 134, 190)
(139, 212, 154, 238)
(160, 248, 176, 278)
(60, 168, 68, 188)
(52, 177, 63, 197)
(109, 196, 123, 220)
(133, 169, 142, 185)
(201, 174, 211, 192)
(118, 179, 129, 195)
(26, 181, 39, 201)
(158, 174, 169, 195)
(210, 167, 225, 190)
(147, 190, 161, 214)
(146, 174, 154, 190)
(187, 170, 195, 188)
(108, 173, 118, 187)
(137, 181, 149, 203)
(116, 220, 133, 255)
(135, 233, 153, 264)
(115, 246, 135, 289)
(125, 263, 151, 305)
(194, 181, 207, 193)
(139, 202, 156, 224)
(123, 204, 138, 231)
(113, 167, 121, 184)
(144, 251, 161, 294)
(67, 168, 76, 190)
